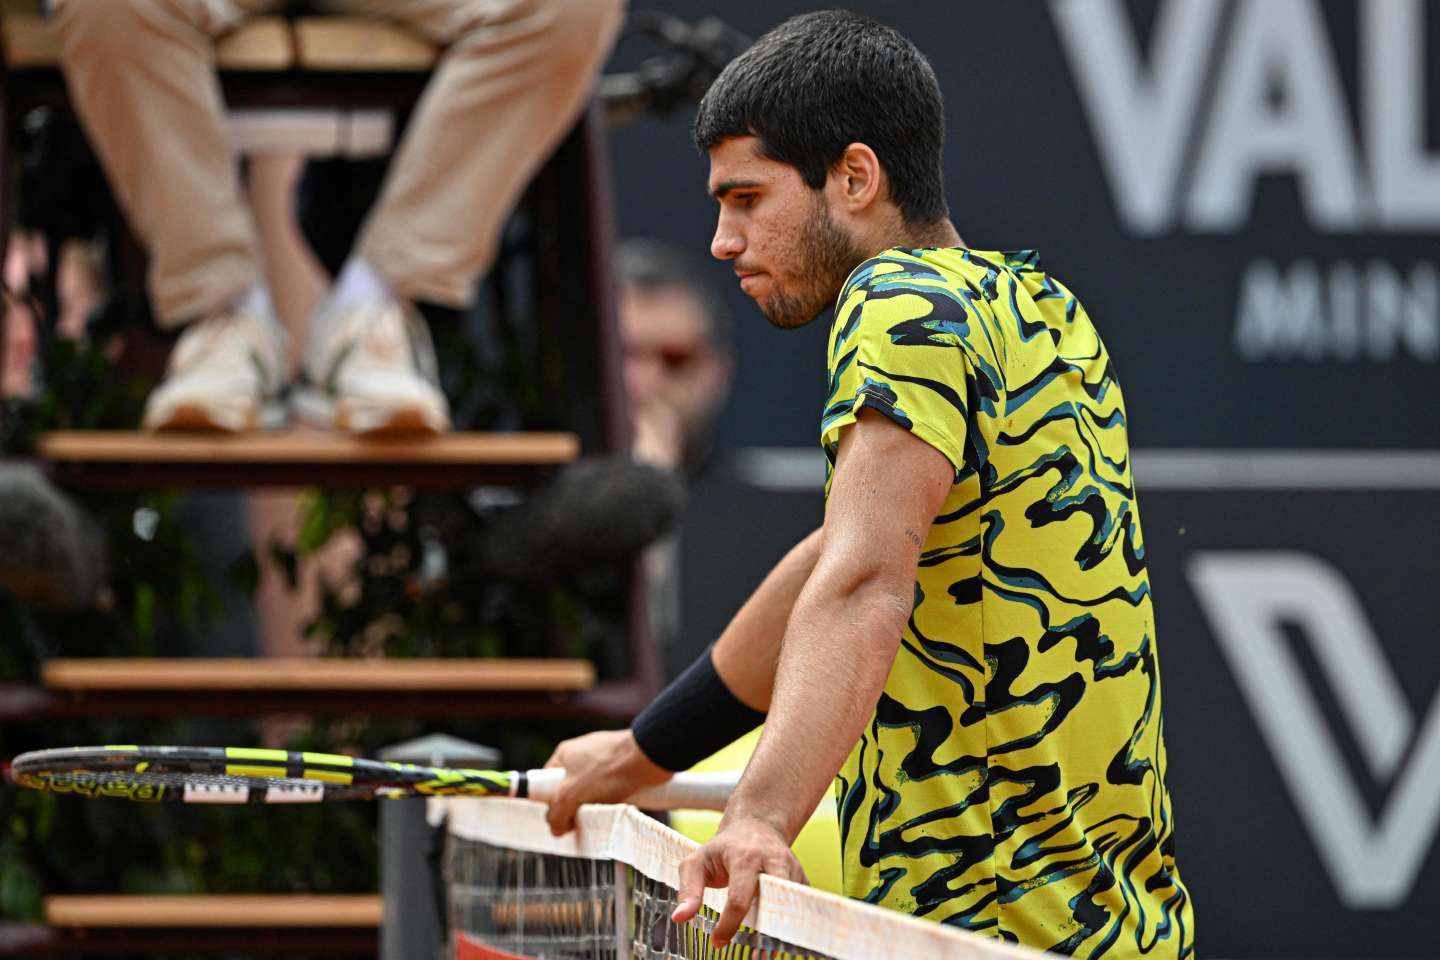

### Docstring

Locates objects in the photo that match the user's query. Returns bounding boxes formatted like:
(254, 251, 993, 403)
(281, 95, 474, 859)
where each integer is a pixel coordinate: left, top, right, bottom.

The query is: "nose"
(625, 354, 663, 404)
(710, 213, 744, 262)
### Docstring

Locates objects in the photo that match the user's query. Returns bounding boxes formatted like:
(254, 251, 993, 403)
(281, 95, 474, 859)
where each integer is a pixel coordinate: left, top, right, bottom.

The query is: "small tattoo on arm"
(904, 527, 923, 548)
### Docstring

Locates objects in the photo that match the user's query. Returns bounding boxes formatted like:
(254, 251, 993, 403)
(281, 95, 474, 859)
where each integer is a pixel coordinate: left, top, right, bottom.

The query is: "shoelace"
(171, 310, 280, 388)
(320, 303, 440, 385)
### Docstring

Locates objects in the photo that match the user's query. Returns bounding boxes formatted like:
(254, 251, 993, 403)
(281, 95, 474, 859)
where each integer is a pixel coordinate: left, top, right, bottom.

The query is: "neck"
(900, 218, 963, 250)
(858, 217, 963, 259)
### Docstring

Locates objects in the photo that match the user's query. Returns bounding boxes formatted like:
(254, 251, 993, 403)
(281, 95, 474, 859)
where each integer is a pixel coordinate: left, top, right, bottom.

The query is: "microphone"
(0, 464, 107, 612)
(474, 456, 685, 584)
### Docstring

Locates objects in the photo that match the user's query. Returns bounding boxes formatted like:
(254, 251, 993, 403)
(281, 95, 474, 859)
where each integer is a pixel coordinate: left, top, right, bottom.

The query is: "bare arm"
(673, 409, 954, 944)
(712, 526, 823, 710)
(543, 526, 822, 833)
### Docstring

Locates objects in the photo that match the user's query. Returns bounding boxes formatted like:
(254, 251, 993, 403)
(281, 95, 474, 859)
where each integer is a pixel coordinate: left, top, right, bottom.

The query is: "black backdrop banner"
(605, 2, 1440, 956)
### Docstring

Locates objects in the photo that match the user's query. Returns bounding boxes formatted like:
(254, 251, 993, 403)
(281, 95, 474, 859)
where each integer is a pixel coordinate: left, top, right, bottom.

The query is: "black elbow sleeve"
(631, 646, 766, 772)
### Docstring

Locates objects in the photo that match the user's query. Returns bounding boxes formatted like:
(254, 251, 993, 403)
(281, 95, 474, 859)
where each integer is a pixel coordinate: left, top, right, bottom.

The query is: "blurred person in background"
(50, 0, 624, 435)
(2, 230, 107, 397)
(1, 236, 41, 399)
(617, 237, 733, 477)
(545, 11, 1192, 957)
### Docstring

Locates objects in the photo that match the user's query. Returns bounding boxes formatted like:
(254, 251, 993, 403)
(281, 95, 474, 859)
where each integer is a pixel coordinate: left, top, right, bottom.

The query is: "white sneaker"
(141, 306, 286, 432)
(293, 298, 451, 435)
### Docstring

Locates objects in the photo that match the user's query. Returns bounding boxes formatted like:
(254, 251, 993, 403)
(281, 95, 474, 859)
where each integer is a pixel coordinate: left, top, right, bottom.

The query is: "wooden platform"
(0, 656, 618, 721)
(2, 14, 291, 71)
(294, 18, 437, 71)
(46, 894, 382, 929)
(0, 895, 380, 956)
(34, 429, 580, 488)
(2, 12, 439, 73)
(42, 657, 596, 693)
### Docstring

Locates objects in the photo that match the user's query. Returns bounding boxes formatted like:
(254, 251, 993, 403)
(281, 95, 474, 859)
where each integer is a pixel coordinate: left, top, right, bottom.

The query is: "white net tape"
(434, 797, 1046, 960)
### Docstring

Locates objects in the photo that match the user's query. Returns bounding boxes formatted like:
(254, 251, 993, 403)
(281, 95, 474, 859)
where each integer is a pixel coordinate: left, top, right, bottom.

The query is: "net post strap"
(433, 797, 1044, 960)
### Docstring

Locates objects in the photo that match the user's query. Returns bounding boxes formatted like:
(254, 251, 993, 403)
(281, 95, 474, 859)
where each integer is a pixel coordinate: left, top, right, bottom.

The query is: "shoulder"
(833, 249, 992, 357)
(837, 249, 960, 306)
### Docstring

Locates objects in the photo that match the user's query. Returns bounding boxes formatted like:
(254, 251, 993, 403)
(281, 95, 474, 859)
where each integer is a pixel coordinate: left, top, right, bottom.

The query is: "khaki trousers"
(51, 0, 624, 327)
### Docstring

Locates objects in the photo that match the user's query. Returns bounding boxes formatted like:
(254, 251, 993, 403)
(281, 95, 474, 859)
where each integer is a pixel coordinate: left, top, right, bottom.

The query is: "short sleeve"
(821, 266, 981, 478)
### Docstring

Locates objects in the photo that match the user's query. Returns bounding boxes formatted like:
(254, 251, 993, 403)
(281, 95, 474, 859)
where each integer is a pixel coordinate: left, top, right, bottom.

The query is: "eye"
(733, 192, 758, 208)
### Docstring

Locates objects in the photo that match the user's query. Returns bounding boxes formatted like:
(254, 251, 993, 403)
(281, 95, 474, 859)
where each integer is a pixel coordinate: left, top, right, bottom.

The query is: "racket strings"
(14, 768, 346, 804)
(10, 747, 521, 803)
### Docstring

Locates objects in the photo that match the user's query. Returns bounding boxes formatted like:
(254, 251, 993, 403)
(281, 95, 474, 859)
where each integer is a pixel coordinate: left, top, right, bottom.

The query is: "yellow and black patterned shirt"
(821, 247, 1193, 958)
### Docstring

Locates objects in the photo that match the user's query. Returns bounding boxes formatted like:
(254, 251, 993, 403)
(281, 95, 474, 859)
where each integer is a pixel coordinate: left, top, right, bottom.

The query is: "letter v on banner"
(1187, 552, 1440, 907)
(1049, 0, 1225, 235)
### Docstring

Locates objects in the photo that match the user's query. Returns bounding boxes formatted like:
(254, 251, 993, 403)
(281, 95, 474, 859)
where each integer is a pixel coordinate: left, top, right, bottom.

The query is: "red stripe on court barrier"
(454, 933, 536, 960)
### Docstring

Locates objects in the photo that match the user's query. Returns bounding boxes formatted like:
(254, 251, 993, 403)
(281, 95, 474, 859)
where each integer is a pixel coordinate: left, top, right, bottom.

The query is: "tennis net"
(433, 796, 1047, 960)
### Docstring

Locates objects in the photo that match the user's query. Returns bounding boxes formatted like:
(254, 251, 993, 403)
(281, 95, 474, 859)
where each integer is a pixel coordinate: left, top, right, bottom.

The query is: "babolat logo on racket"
(264, 784, 326, 804)
(18, 771, 166, 802)
(10, 745, 735, 809)
(409, 767, 512, 797)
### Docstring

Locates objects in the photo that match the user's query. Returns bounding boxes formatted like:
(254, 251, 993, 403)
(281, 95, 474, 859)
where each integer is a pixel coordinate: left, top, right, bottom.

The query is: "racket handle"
(522, 768, 737, 811)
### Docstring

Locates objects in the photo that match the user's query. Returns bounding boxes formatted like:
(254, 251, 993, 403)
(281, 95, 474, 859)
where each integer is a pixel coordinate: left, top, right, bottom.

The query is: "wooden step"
(42, 657, 595, 693)
(295, 17, 438, 72)
(1, 11, 443, 73)
(0, 656, 607, 721)
(2, 13, 294, 71)
(0, 894, 379, 956)
(0, 922, 376, 956)
(1, 674, 648, 723)
(34, 429, 580, 488)
(46, 894, 381, 929)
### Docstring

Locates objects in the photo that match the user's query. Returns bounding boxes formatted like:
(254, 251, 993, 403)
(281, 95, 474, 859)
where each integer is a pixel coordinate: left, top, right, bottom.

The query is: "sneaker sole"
(292, 387, 448, 436)
(143, 400, 286, 433)
(338, 406, 447, 436)
(144, 402, 254, 433)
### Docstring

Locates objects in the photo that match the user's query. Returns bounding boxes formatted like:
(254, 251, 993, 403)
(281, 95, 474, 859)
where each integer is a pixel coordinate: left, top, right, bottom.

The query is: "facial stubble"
(760, 195, 868, 330)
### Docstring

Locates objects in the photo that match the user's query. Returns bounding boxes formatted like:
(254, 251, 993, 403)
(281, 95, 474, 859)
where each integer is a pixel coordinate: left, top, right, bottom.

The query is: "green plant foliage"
(293, 487, 623, 665)
(0, 335, 388, 930)
(292, 300, 627, 666)
(0, 282, 630, 954)
(2, 335, 150, 450)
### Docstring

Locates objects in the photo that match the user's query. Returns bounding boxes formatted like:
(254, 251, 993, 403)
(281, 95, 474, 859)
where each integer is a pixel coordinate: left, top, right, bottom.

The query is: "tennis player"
(545, 11, 1194, 957)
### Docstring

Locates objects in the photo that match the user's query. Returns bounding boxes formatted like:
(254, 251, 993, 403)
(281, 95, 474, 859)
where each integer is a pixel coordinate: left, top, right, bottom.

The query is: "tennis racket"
(7, 745, 737, 809)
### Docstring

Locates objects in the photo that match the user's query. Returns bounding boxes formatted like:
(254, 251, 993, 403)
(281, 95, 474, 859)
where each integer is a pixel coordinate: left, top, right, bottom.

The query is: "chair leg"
(573, 104, 663, 703)
(0, 45, 13, 410)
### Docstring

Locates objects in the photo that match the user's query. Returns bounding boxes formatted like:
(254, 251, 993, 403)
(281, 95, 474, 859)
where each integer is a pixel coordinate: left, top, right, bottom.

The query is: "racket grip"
(627, 772, 737, 811)
(522, 769, 737, 811)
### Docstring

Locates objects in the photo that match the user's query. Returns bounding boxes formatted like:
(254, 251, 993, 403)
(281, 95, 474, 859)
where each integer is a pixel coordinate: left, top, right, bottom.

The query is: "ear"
(831, 143, 884, 213)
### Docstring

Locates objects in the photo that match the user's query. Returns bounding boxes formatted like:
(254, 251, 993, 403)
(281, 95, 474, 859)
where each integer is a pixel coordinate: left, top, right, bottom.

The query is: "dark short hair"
(615, 238, 733, 349)
(694, 10, 949, 225)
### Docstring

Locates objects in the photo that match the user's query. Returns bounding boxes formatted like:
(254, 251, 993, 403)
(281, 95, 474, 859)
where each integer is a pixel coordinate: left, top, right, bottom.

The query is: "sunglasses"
(627, 343, 706, 372)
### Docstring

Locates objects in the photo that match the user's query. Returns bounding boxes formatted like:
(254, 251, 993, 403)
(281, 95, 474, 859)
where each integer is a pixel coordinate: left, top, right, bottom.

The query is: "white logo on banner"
(1186, 552, 1440, 907)
(1050, 0, 1440, 363)
(1050, 0, 1440, 235)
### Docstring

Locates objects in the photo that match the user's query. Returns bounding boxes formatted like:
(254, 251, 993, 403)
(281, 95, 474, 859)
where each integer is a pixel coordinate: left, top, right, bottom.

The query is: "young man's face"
(707, 136, 865, 329)
(618, 282, 730, 436)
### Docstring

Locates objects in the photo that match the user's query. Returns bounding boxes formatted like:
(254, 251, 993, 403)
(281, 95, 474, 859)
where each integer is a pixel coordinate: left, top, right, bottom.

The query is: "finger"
(542, 747, 564, 769)
(712, 866, 759, 948)
(545, 784, 577, 837)
(765, 855, 806, 886)
(671, 850, 710, 923)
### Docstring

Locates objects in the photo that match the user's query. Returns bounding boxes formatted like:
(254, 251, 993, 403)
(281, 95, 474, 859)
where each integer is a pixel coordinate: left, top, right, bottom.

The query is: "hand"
(542, 729, 671, 836)
(631, 397, 686, 470)
(671, 817, 808, 948)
